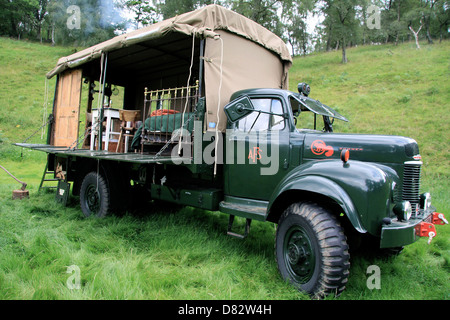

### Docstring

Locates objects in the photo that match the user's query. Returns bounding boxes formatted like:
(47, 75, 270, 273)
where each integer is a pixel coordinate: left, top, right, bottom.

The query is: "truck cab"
(221, 85, 445, 296)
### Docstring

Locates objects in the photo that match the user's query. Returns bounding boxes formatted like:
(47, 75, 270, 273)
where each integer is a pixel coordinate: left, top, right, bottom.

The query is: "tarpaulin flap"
(204, 30, 288, 131)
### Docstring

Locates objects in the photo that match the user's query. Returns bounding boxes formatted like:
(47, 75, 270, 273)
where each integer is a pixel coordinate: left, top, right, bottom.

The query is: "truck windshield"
(290, 94, 348, 122)
(236, 98, 285, 132)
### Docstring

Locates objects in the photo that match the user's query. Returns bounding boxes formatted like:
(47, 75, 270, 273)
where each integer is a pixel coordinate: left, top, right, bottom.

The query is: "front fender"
(268, 160, 395, 235)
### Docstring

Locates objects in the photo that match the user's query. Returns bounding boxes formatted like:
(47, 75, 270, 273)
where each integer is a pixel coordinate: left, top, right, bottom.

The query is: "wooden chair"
(116, 110, 141, 153)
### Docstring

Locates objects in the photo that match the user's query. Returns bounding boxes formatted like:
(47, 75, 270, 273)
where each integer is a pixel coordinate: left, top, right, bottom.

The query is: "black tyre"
(275, 202, 350, 298)
(80, 172, 110, 218)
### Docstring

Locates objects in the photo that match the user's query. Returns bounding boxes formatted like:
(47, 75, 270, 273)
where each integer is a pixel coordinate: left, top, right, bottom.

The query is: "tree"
(0, 0, 40, 39)
(34, 0, 49, 42)
(323, 0, 360, 63)
(382, 0, 410, 45)
(227, 0, 284, 37)
(409, 19, 423, 48)
(420, 0, 438, 44)
(403, 0, 424, 48)
(124, 0, 159, 27)
(280, 0, 315, 56)
(435, 0, 450, 42)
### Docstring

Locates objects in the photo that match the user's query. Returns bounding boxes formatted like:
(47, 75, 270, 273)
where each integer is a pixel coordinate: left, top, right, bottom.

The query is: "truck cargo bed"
(15, 143, 192, 164)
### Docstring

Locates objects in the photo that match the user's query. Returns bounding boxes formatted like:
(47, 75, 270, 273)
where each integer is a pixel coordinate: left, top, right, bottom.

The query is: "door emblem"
(311, 140, 334, 157)
(248, 147, 262, 163)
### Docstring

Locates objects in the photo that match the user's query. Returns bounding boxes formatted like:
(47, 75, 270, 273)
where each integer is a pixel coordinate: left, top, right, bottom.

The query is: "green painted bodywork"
(379, 212, 435, 248)
(222, 88, 434, 247)
(151, 184, 222, 211)
(267, 160, 393, 234)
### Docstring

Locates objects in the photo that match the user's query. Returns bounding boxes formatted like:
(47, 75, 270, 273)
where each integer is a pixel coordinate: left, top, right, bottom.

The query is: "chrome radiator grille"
(402, 161, 421, 211)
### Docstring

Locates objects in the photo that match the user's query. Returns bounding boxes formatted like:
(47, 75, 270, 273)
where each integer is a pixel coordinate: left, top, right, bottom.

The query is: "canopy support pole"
(97, 52, 108, 151)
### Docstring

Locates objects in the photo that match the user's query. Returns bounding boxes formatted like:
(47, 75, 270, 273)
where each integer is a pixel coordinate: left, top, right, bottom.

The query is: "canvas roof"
(46, 4, 292, 79)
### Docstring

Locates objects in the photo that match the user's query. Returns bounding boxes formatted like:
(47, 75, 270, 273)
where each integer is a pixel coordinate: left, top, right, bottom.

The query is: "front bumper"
(380, 209, 447, 248)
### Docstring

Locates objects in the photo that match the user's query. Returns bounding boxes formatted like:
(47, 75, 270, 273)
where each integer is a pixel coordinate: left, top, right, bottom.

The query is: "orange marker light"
(340, 149, 350, 163)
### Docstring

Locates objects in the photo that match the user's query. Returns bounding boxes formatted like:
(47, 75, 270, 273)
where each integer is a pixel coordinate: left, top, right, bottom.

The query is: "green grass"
(0, 38, 449, 300)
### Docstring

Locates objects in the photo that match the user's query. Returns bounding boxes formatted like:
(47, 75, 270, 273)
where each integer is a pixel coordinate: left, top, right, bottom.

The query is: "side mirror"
(224, 96, 254, 123)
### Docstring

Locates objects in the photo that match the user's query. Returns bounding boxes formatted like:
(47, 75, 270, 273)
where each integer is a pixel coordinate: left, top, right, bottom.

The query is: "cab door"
(225, 96, 290, 200)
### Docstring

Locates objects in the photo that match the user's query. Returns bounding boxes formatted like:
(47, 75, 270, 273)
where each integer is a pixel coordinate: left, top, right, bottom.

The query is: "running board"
(227, 215, 252, 239)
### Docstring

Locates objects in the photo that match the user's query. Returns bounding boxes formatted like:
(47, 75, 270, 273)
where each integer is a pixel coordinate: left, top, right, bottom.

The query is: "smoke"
(98, 0, 125, 29)
(64, 0, 127, 36)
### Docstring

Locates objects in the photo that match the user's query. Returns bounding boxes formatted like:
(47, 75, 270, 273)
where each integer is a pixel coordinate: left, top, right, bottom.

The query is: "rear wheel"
(275, 202, 350, 298)
(80, 172, 110, 218)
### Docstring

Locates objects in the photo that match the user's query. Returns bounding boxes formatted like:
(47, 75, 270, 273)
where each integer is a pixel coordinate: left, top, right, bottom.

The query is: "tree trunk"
(326, 24, 332, 52)
(326, 36, 331, 52)
(289, 39, 295, 57)
(51, 24, 55, 46)
(341, 37, 347, 63)
(409, 25, 422, 49)
(426, 28, 433, 44)
(395, 4, 400, 46)
(38, 23, 42, 43)
(423, 15, 434, 44)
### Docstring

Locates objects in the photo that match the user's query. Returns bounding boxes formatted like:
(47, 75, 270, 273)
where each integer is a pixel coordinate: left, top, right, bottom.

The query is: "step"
(219, 196, 268, 221)
(227, 215, 252, 239)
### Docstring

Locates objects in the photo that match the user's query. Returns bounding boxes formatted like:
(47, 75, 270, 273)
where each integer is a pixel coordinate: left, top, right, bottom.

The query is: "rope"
(22, 114, 53, 144)
(178, 33, 196, 155)
(214, 36, 224, 176)
(95, 53, 107, 192)
(94, 52, 106, 151)
(41, 77, 49, 139)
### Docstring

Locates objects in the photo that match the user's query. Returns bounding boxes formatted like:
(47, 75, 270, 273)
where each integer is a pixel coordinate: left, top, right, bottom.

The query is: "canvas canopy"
(47, 4, 293, 131)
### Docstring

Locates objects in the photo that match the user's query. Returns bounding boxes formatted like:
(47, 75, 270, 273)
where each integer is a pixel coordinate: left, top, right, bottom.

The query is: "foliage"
(0, 0, 126, 46)
(0, 0, 448, 60)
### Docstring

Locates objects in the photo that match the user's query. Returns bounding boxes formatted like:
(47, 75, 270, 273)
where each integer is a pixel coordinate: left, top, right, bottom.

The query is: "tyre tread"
(275, 201, 350, 298)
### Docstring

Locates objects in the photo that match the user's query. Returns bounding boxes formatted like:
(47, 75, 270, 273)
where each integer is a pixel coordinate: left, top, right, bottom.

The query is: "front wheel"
(275, 202, 350, 298)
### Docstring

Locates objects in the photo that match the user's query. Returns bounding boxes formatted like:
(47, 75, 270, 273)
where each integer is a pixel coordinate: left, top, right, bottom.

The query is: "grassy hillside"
(0, 38, 75, 162)
(0, 38, 448, 300)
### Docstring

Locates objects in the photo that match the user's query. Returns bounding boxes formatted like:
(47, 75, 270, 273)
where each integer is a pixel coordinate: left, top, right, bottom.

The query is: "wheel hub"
(284, 228, 316, 283)
(85, 185, 100, 213)
(287, 242, 305, 265)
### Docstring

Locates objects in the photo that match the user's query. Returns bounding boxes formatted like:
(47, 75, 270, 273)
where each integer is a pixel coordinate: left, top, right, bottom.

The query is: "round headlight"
(394, 201, 412, 221)
(404, 201, 412, 220)
(420, 192, 431, 210)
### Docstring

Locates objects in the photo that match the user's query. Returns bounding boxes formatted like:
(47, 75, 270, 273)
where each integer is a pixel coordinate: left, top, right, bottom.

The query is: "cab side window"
(236, 98, 285, 132)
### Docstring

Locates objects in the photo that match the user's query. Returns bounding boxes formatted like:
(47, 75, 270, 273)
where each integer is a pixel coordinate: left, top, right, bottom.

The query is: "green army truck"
(16, 5, 446, 298)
